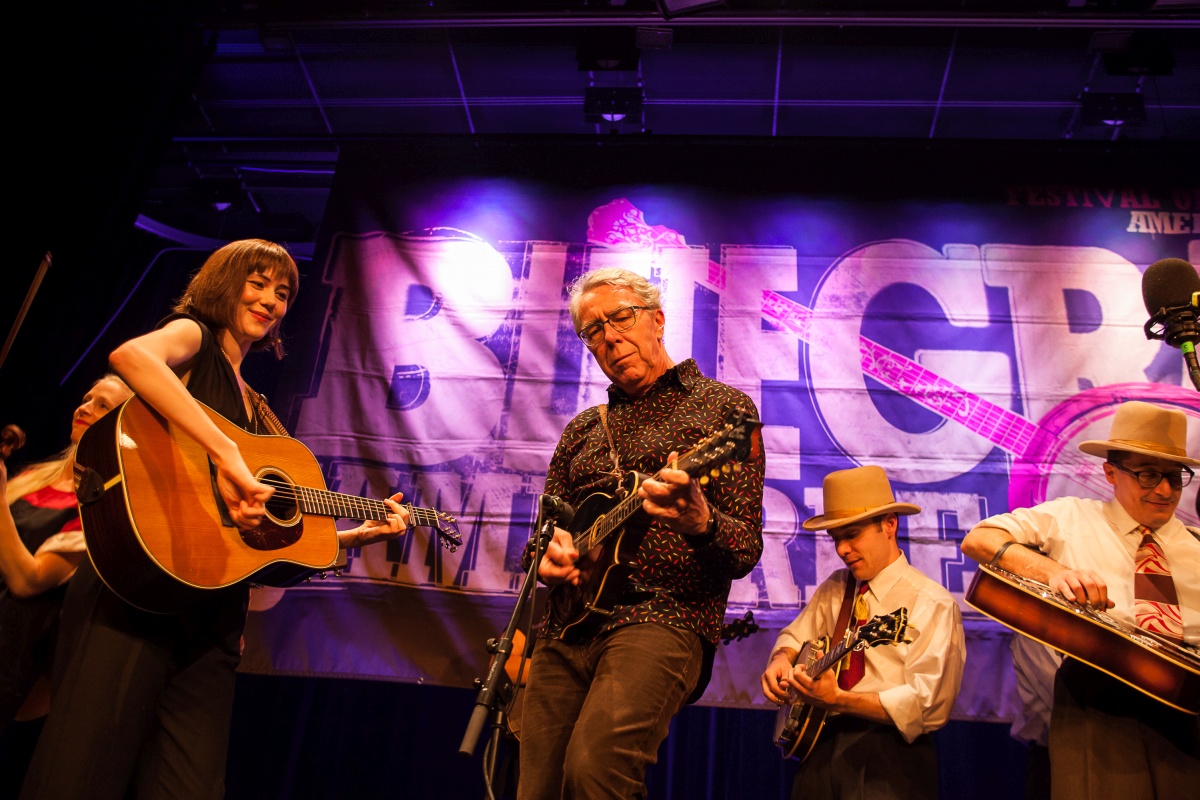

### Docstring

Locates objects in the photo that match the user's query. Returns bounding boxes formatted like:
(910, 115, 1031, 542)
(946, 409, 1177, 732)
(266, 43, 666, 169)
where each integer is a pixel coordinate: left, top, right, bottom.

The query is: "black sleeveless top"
(159, 312, 258, 433)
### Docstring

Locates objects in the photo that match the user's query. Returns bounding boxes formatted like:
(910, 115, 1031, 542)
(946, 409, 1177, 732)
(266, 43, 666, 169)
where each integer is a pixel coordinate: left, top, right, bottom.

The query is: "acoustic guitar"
(73, 395, 461, 614)
(773, 607, 911, 761)
(965, 563, 1200, 714)
(546, 408, 761, 642)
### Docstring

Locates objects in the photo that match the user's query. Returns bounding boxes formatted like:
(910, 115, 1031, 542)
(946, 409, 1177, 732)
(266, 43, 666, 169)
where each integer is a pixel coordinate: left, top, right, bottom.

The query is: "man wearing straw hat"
(762, 465, 966, 799)
(962, 400, 1200, 798)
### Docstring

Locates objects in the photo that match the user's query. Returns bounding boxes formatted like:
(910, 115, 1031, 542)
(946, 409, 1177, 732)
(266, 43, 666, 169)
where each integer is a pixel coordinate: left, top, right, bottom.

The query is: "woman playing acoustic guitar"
(20, 239, 411, 800)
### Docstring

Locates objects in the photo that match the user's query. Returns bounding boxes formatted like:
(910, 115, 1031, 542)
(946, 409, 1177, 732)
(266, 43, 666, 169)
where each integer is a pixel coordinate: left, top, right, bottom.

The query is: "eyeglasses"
(576, 305, 652, 347)
(1108, 461, 1194, 490)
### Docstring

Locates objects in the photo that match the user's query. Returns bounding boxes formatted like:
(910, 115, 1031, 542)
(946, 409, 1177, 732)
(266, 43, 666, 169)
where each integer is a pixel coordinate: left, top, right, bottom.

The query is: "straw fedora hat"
(802, 465, 922, 531)
(1078, 401, 1199, 467)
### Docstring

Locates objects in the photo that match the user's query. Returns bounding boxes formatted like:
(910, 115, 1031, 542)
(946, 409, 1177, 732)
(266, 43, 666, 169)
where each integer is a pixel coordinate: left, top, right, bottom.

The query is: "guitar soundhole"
(259, 469, 300, 525)
(236, 469, 304, 552)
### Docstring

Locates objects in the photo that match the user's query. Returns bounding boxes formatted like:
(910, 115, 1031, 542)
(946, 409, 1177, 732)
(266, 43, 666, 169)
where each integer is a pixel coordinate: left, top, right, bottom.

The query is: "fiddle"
(1, 424, 26, 461)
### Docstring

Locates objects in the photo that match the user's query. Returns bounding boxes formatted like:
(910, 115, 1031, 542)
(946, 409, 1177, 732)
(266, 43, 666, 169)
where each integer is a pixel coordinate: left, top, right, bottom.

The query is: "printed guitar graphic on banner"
(589, 198, 1200, 525)
(74, 396, 461, 614)
(773, 607, 912, 762)
(548, 408, 762, 641)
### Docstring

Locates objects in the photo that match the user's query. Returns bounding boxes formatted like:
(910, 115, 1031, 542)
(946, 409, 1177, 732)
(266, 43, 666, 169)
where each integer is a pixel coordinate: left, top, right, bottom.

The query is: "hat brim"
(802, 502, 922, 531)
(1078, 439, 1200, 467)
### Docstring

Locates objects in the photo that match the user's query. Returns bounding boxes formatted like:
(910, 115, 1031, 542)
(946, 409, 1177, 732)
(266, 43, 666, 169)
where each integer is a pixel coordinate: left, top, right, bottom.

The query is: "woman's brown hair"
(173, 239, 299, 359)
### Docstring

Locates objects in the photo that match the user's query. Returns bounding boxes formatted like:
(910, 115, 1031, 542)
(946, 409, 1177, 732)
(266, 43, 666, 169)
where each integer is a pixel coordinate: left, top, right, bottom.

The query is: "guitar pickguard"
(550, 477, 652, 641)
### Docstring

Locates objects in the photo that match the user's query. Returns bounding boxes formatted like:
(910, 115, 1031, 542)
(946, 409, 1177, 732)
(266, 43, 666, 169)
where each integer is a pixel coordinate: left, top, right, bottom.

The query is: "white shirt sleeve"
(875, 587, 966, 742)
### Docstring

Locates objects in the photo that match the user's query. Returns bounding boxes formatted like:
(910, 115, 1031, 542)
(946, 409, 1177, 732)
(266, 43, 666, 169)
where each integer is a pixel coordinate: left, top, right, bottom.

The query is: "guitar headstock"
(677, 408, 762, 484)
(853, 607, 911, 650)
(433, 511, 462, 553)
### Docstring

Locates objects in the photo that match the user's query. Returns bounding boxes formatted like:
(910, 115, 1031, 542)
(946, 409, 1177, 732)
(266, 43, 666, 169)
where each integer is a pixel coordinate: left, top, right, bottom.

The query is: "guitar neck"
(571, 446, 724, 554)
(573, 486, 642, 554)
(808, 638, 854, 678)
(286, 484, 439, 527)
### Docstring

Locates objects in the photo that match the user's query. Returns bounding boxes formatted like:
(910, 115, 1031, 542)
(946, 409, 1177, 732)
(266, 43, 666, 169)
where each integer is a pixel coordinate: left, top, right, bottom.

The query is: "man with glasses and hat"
(962, 400, 1200, 798)
(762, 465, 966, 800)
(517, 267, 765, 799)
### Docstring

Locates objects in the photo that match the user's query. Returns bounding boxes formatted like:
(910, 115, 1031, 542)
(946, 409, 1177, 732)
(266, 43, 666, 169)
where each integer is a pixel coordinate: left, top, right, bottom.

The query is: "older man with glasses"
(962, 400, 1200, 799)
(516, 267, 765, 799)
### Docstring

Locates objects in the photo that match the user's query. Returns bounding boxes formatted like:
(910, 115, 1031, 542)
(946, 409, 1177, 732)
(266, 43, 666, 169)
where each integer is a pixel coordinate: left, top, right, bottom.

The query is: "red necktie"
(1134, 526, 1184, 642)
(838, 582, 870, 690)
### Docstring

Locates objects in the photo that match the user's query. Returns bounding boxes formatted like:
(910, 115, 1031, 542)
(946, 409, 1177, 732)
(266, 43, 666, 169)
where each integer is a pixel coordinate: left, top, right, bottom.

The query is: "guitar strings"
(569, 428, 740, 551)
(255, 477, 444, 524)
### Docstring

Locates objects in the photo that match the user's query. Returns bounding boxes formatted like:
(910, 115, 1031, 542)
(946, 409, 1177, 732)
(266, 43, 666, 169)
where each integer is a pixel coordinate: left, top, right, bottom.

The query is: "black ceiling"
(3, 0, 1198, 451)
(14, 0, 1200, 253)
(127, 0, 1200, 243)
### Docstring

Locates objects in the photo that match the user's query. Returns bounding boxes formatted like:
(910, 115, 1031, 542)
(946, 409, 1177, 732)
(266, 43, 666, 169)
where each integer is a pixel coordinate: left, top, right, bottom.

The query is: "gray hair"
(567, 267, 662, 329)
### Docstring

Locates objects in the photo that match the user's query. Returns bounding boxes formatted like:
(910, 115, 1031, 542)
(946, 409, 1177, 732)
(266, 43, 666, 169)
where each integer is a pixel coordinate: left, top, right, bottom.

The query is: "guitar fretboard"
(573, 487, 642, 554)
(259, 479, 445, 528)
(807, 639, 854, 678)
(571, 435, 741, 555)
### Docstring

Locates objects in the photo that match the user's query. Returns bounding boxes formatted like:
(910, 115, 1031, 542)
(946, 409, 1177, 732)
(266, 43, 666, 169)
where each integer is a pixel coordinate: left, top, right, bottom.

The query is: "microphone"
(1142, 258, 1200, 391)
(540, 494, 575, 527)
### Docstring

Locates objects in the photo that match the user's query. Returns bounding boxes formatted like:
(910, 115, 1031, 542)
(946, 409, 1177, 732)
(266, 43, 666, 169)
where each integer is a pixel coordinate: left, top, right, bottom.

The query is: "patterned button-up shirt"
(527, 359, 765, 647)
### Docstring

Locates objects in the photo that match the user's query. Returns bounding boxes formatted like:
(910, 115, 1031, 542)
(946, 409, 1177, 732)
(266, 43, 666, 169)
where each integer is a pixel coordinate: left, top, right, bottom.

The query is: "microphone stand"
(459, 507, 557, 799)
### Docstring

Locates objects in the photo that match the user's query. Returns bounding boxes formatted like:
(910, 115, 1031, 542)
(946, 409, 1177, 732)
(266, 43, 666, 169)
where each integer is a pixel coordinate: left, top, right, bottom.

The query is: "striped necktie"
(838, 582, 870, 690)
(1133, 525, 1184, 642)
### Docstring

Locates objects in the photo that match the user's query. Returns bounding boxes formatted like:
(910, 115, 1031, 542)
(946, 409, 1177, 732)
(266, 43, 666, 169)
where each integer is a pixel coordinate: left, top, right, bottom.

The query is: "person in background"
(0, 374, 132, 729)
(0, 376, 132, 800)
(1006, 634, 1061, 800)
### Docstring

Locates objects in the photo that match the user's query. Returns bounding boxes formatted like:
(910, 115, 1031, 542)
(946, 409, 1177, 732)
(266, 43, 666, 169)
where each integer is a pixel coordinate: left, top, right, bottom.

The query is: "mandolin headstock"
(676, 407, 762, 484)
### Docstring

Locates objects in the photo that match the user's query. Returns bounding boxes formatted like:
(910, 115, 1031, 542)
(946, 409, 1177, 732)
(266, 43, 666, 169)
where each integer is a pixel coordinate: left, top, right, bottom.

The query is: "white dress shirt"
(983, 496, 1200, 647)
(770, 553, 966, 743)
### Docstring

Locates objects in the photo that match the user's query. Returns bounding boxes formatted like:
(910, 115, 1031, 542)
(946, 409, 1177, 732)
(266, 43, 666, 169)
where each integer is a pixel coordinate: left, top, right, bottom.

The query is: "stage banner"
(239, 140, 1200, 724)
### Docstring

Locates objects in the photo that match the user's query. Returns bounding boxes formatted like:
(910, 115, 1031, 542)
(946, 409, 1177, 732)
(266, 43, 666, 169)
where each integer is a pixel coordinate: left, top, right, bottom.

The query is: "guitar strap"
(831, 574, 859, 654)
(244, 386, 290, 437)
(595, 404, 622, 484)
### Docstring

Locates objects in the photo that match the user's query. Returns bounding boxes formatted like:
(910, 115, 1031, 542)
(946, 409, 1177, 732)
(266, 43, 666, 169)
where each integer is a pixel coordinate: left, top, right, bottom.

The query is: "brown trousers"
(516, 623, 703, 800)
(1049, 658, 1200, 800)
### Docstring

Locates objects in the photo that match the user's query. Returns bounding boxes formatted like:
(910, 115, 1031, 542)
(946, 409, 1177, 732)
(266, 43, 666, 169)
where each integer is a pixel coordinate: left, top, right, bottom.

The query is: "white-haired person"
(518, 267, 765, 799)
